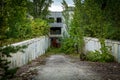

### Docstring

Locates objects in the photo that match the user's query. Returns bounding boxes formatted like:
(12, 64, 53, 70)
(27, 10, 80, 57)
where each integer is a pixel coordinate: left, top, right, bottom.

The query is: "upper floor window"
(56, 17, 62, 23)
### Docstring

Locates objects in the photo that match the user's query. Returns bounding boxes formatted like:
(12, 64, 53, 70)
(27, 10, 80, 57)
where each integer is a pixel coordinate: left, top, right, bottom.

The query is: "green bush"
(31, 18, 49, 37)
(86, 50, 101, 62)
(101, 53, 114, 62)
(60, 38, 75, 54)
(86, 50, 114, 62)
(0, 45, 27, 80)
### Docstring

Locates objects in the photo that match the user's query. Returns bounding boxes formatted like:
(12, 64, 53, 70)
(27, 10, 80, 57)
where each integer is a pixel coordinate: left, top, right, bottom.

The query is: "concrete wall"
(85, 37, 120, 63)
(8, 36, 50, 68)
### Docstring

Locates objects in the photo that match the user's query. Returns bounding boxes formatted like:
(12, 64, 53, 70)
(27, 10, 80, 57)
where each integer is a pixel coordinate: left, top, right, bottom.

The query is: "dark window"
(56, 17, 62, 23)
(49, 17, 54, 23)
(50, 27, 61, 34)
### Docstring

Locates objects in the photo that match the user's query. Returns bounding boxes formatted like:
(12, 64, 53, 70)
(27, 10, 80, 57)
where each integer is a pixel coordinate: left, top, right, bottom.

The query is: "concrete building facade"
(47, 12, 68, 47)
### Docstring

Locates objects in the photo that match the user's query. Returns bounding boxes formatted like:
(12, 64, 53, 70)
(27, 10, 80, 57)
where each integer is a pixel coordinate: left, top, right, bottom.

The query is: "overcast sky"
(49, 0, 74, 11)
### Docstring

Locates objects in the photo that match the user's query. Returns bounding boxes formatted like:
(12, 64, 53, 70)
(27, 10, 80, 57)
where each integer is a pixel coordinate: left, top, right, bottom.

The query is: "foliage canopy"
(0, 0, 52, 79)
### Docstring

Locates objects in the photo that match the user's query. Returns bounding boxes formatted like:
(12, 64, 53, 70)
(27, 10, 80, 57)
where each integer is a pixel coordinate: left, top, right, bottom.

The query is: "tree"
(28, 0, 53, 19)
(71, 0, 85, 60)
(62, 0, 69, 27)
(74, 0, 116, 61)
(0, 0, 52, 46)
(0, 0, 30, 46)
(0, 0, 51, 79)
(61, 0, 85, 59)
(82, 0, 120, 40)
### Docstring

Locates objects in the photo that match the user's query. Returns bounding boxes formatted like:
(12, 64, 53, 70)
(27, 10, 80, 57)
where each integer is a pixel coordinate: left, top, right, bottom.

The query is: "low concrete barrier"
(8, 36, 50, 68)
(85, 37, 120, 63)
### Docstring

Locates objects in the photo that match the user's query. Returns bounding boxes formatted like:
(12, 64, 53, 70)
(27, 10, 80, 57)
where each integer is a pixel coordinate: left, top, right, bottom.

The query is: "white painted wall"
(85, 37, 120, 63)
(7, 36, 120, 68)
(8, 36, 50, 68)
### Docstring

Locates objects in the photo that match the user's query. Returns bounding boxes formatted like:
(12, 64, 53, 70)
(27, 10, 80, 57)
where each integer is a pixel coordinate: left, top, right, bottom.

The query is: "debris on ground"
(11, 54, 120, 80)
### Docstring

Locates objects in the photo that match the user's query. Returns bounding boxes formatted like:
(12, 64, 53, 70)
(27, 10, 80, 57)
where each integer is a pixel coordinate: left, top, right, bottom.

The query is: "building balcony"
(49, 34, 63, 38)
(49, 23, 63, 27)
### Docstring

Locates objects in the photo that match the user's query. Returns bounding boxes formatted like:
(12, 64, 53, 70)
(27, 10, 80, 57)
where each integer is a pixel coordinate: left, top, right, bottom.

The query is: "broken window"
(50, 27, 61, 34)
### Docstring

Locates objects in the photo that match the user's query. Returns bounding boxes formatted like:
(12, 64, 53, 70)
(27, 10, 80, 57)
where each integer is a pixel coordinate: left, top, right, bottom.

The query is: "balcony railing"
(49, 34, 63, 37)
(49, 23, 63, 27)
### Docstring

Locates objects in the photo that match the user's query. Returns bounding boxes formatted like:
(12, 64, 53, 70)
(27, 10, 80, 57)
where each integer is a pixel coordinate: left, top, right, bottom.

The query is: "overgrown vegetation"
(46, 47, 61, 54)
(27, 0, 53, 19)
(60, 38, 75, 54)
(0, 45, 27, 80)
(31, 18, 49, 37)
(0, 0, 51, 46)
(82, 0, 120, 41)
(86, 50, 114, 62)
(61, 0, 85, 60)
(0, 0, 52, 79)
(81, 0, 116, 62)
(61, 0, 117, 62)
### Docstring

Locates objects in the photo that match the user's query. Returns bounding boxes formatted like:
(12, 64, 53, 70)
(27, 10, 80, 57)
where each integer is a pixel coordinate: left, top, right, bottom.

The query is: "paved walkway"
(33, 55, 101, 80)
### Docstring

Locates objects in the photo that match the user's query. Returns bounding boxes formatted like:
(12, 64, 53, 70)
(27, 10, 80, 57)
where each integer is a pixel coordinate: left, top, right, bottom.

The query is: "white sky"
(49, 0, 74, 11)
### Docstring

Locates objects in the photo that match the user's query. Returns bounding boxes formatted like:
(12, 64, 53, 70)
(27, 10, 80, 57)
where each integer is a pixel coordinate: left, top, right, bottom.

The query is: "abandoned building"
(47, 12, 68, 47)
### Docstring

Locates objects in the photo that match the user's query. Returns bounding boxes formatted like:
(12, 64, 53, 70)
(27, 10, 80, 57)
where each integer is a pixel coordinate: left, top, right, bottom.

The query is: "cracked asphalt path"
(33, 55, 101, 80)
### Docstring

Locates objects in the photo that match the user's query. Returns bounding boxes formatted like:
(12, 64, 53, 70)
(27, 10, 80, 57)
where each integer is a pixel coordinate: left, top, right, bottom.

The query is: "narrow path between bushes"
(14, 54, 120, 80)
(31, 54, 120, 80)
(33, 54, 101, 80)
